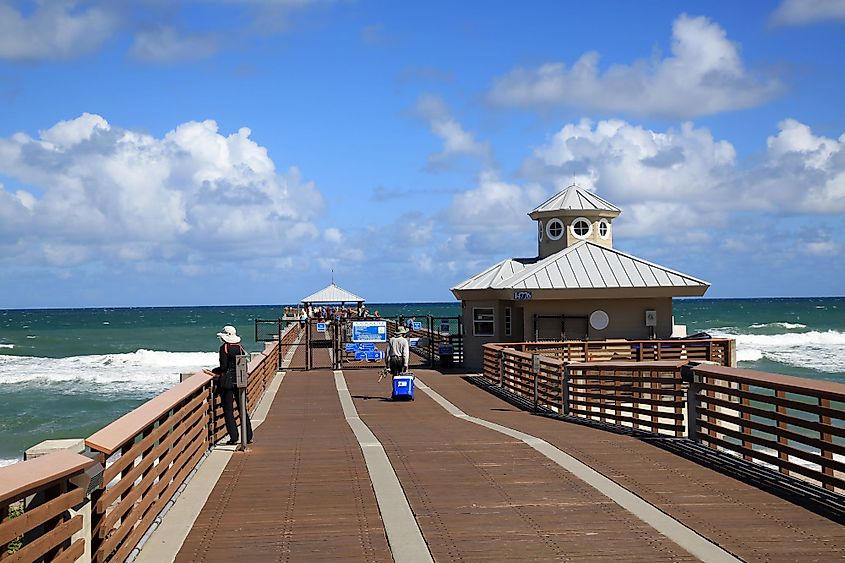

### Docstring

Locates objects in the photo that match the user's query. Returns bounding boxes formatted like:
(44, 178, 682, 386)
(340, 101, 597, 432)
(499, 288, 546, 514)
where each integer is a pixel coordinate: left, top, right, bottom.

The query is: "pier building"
(452, 185, 710, 370)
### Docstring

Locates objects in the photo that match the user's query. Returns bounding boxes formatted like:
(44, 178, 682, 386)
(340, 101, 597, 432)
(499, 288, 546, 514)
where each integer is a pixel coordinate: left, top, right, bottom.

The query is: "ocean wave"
(0, 344, 13, 349)
(0, 458, 19, 467)
(749, 322, 807, 330)
(735, 349, 763, 362)
(711, 329, 845, 373)
(0, 349, 216, 393)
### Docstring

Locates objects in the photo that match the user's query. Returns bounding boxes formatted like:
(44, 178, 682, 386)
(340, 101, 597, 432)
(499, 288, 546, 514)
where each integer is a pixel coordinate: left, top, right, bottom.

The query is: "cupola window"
(570, 217, 592, 239)
(546, 218, 564, 240)
(538, 220, 544, 241)
(598, 219, 610, 239)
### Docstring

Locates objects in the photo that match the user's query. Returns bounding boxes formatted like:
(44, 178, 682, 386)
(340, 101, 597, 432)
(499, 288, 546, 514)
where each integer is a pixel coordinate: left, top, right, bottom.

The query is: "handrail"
(86, 372, 213, 456)
(689, 363, 845, 492)
(0, 451, 94, 505)
(0, 451, 95, 561)
(691, 364, 845, 401)
(481, 339, 845, 495)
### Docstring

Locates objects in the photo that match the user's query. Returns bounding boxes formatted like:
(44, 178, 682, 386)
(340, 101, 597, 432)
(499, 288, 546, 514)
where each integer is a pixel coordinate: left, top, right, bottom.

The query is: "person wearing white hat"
(211, 325, 253, 445)
(385, 325, 410, 377)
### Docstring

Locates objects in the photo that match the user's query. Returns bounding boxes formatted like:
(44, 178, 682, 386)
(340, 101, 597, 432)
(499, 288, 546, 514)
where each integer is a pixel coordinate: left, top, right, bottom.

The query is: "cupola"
(528, 184, 621, 258)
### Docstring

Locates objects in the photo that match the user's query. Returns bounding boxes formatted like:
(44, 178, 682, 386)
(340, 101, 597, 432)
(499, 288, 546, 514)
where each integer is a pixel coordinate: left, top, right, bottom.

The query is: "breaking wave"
(711, 330, 845, 373)
(749, 322, 807, 330)
(0, 349, 216, 394)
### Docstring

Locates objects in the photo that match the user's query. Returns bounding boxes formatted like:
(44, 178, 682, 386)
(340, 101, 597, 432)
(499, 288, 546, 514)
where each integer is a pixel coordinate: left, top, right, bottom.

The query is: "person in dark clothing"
(211, 325, 253, 445)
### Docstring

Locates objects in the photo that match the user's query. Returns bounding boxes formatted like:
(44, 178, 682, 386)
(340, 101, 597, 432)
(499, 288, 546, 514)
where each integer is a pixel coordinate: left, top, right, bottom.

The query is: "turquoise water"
(1, 298, 843, 464)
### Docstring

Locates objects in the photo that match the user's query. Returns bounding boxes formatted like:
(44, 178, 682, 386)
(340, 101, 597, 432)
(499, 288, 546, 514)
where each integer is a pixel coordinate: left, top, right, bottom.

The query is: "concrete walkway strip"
(135, 371, 286, 563)
(334, 371, 434, 563)
(415, 380, 741, 563)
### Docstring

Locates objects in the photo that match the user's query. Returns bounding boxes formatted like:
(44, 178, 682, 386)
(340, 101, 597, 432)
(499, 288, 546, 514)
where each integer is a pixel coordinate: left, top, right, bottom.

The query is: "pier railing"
(482, 339, 845, 494)
(0, 322, 296, 562)
(688, 364, 845, 493)
(1, 451, 96, 561)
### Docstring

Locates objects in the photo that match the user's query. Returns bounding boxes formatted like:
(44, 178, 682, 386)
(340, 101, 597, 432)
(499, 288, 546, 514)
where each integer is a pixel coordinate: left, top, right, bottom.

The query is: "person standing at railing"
(211, 326, 253, 446)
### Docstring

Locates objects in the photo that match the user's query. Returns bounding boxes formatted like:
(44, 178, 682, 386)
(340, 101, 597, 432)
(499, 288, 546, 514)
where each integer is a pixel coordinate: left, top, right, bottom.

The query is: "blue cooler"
(391, 374, 415, 400)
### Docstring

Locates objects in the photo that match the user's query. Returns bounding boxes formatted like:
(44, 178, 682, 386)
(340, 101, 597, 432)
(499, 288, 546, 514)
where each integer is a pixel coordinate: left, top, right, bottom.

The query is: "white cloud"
(770, 0, 845, 26)
(522, 117, 845, 241)
(806, 240, 841, 256)
(488, 14, 779, 118)
(415, 94, 492, 170)
(130, 26, 219, 63)
(0, 113, 324, 268)
(324, 227, 343, 243)
(756, 119, 845, 214)
(0, 1, 117, 61)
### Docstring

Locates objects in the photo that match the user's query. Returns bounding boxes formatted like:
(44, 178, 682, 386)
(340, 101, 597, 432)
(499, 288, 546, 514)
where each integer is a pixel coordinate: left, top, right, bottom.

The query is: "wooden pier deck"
(161, 347, 845, 562)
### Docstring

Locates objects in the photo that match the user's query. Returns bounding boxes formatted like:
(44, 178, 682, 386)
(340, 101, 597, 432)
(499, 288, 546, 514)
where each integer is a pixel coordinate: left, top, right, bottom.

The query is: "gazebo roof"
(300, 283, 365, 304)
(529, 184, 621, 217)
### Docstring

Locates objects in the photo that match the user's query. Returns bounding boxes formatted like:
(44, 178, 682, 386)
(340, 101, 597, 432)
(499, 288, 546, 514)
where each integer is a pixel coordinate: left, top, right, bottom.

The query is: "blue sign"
(412, 321, 422, 330)
(352, 320, 387, 343)
(354, 350, 384, 361)
(409, 338, 419, 346)
(440, 321, 450, 333)
(345, 342, 376, 353)
(316, 322, 327, 333)
(514, 290, 533, 300)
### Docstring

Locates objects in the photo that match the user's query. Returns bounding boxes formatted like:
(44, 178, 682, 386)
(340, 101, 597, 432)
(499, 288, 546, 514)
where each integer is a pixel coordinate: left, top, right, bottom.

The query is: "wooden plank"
(5, 514, 81, 563)
(0, 452, 93, 506)
(0, 488, 83, 547)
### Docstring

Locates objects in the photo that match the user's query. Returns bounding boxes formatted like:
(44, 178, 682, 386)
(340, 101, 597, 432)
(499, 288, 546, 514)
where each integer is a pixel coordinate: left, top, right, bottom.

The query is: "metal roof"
(301, 283, 365, 304)
(530, 185, 621, 215)
(451, 258, 533, 291)
(451, 241, 709, 291)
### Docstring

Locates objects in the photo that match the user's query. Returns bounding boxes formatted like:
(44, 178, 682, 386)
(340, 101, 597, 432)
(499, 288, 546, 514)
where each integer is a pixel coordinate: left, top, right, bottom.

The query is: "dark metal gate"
(258, 314, 464, 371)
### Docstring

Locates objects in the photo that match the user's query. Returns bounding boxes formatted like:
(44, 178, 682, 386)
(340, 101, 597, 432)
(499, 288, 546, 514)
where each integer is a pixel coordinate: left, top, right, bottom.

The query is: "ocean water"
(1, 298, 843, 465)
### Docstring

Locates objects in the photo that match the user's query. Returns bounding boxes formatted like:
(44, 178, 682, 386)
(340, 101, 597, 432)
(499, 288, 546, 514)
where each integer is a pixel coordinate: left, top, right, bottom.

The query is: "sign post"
(235, 355, 249, 450)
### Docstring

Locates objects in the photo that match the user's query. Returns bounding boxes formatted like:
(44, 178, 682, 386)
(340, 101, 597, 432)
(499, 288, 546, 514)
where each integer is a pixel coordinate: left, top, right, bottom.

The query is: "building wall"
(461, 300, 502, 372)
(460, 296, 673, 372)
(538, 216, 613, 258)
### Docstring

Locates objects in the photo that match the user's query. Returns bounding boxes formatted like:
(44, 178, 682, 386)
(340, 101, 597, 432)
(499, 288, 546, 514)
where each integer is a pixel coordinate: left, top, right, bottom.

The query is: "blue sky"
(1, 0, 844, 308)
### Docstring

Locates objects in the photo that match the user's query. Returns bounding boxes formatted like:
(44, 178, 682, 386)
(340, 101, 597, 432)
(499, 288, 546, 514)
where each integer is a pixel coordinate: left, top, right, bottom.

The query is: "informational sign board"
(440, 321, 450, 333)
(345, 342, 376, 353)
(351, 320, 387, 343)
(354, 350, 385, 361)
(316, 322, 327, 333)
(412, 321, 422, 330)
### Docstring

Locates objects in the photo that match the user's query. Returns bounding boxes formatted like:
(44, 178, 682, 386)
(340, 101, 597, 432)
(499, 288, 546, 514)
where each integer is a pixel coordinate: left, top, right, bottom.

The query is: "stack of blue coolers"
(391, 374, 415, 400)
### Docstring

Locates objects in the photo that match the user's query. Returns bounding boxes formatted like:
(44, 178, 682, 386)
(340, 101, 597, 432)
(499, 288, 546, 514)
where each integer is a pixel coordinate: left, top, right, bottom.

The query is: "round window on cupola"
(598, 219, 610, 239)
(570, 217, 592, 239)
(546, 218, 564, 240)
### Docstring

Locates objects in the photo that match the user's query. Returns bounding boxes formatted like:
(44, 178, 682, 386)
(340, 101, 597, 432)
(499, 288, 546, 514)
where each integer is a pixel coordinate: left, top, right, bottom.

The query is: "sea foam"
(712, 330, 845, 373)
(749, 322, 807, 329)
(0, 349, 217, 394)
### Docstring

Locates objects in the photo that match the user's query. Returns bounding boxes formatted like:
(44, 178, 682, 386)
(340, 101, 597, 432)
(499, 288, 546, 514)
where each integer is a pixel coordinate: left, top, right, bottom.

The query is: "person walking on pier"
(386, 325, 410, 377)
(211, 325, 253, 445)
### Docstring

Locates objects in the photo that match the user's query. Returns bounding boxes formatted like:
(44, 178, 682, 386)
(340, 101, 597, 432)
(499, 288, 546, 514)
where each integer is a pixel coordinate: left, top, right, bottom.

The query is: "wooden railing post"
(499, 350, 505, 387)
(532, 353, 540, 412)
(685, 370, 700, 441)
(562, 364, 570, 416)
(819, 397, 834, 491)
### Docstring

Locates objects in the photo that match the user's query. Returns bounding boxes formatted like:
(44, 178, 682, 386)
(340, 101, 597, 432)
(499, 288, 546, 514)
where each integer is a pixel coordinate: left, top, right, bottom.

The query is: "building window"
(546, 218, 564, 240)
(598, 219, 610, 239)
(570, 217, 592, 239)
(504, 307, 512, 336)
(538, 220, 543, 241)
(473, 307, 495, 336)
